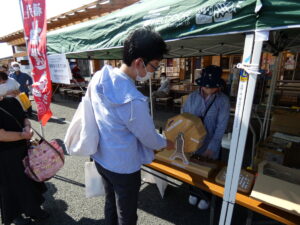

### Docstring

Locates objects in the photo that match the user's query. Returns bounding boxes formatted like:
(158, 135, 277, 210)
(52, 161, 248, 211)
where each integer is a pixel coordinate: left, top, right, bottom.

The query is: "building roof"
(0, 0, 138, 45)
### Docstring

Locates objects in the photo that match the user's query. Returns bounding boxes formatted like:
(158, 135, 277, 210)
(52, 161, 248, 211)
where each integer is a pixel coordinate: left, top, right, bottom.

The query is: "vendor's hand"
(165, 139, 175, 150)
(21, 128, 33, 140)
(202, 149, 214, 159)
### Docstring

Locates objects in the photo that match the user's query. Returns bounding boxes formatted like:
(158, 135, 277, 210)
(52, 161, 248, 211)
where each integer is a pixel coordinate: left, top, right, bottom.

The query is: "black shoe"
(12, 217, 31, 225)
(30, 210, 50, 221)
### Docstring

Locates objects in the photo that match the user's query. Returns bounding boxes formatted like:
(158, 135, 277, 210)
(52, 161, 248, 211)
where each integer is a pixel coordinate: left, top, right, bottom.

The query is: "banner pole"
(40, 123, 45, 137)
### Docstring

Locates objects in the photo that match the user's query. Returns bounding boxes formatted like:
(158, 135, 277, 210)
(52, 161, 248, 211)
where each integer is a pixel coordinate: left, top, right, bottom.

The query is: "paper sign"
(48, 54, 72, 84)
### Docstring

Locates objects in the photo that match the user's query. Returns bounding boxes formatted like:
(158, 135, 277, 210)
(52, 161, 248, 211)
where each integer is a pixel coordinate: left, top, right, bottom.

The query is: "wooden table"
(145, 160, 300, 225)
(170, 84, 198, 94)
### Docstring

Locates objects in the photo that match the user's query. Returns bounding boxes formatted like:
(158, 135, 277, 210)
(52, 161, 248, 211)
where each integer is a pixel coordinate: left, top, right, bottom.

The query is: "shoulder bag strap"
(202, 95, 217, 120)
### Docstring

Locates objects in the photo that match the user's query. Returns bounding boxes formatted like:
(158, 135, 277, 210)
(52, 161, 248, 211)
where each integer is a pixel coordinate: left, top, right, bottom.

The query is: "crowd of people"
(0, 28, 230, 225)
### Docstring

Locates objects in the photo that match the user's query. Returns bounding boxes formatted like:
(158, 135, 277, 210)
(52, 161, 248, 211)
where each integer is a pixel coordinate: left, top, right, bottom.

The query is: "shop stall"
(46, 0, 300, 224)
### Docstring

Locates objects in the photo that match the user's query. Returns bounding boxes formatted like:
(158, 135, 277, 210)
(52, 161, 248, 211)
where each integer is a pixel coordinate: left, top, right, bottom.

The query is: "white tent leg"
(219, 31, 268, 225)
(225, 203, 235, 225)
(219, 33, 255, 225)
(228, 36, 264, 201)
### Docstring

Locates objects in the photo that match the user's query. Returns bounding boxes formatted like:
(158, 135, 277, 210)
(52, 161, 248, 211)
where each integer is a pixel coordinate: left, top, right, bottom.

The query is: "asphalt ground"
(1, 93, 283, 225)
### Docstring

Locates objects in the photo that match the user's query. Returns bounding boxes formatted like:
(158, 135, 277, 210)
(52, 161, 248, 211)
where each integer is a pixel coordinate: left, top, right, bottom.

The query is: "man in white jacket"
(91, 27, 174, 225)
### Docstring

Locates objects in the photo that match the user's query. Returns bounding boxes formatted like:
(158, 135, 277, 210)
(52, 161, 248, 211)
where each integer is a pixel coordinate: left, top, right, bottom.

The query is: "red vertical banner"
(21, 0, 52, 126)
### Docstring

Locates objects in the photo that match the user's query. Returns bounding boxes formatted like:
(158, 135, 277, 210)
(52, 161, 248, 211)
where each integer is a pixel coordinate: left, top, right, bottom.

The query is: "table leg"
(210, 195, 217, 225)
(52, 84, 60, 95)
(246, 209, 253, 225)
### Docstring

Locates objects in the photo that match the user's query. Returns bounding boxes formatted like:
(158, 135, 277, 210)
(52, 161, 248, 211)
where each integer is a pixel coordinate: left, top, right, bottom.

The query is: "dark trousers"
(95, 163, 141, 225)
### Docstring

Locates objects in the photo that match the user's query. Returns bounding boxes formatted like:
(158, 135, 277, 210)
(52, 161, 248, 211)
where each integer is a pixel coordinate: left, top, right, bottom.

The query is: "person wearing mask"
(90, 27, 174, 225)
(182, 65, 230, 210)
(0, 72, 49, 225)
(9, 62, 33, 117)
(152, 72, 170, 99)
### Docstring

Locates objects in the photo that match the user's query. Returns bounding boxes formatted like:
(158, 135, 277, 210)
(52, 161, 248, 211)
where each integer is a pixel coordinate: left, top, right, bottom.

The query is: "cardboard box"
(155, 149, 217, 178)
(250, 161, 300, 216)
(255, 146, 285, 165)
(255, 135, 300, 169)
(270, 110, 300, 136)
(165, 113, 206, 153)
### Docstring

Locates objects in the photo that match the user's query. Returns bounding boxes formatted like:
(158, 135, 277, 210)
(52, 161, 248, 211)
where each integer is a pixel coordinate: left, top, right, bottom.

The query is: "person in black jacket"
(0, 72, 49, 225)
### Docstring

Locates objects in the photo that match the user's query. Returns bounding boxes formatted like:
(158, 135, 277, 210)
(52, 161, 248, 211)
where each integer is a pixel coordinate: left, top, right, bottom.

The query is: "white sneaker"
(188, 195, 198, 206)
(197, 199, 210, 210)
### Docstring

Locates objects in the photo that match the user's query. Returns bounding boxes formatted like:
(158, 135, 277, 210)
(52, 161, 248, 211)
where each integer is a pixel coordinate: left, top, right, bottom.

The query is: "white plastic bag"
(142, 167, 168, 198)
(85, 161, 105, 198)
(64, 84, 99, 156)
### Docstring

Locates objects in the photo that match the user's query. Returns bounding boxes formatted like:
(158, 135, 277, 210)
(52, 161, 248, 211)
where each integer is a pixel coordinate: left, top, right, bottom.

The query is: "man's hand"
(165, 139, 175, 150)
(202, 149, 214, 159)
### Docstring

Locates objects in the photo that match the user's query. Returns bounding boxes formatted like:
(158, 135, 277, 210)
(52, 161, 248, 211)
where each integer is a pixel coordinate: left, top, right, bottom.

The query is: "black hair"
(0, 72, 8, 81)
(160, 72, 166, 77)
(123, 27, 168, 66)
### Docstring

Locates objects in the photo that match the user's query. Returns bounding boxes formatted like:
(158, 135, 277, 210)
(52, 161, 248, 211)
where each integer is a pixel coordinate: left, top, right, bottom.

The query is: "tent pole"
(262, 53, 282, 139)
(226, 31, 268, 225)
(218, 33, 255, 225)
(226, 33, 266, 225)
(292, 53, 298, 80)
(219, 31, 269, 225)
(149, 77, 153, 118)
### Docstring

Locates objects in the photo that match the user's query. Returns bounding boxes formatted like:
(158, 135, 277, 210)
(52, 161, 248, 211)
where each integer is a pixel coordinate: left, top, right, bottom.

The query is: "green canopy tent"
(46, 1, 300, 224)
(47, 0, 259, 58)
(47, 0, 300, 58)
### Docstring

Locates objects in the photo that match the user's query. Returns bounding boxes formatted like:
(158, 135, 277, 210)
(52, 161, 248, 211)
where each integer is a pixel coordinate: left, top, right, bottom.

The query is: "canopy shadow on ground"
(31, 109, 68, 124)
(138, 183, 211, 225)
(51, 93, 81, 110)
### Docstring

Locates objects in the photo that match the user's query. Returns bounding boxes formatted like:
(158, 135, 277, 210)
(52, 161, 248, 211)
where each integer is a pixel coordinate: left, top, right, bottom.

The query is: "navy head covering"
(195, 65, 222, 88)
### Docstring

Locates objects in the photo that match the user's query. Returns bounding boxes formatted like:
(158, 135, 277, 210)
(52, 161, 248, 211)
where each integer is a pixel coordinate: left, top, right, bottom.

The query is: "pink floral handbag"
(23, 136, 65, 182)
(0, 107, 65, 182)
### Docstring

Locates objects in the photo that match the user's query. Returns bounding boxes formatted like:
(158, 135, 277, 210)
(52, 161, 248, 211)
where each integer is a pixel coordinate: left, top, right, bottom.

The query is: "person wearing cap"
(182, 65, 230, 210)
(9, 62, 33, 117)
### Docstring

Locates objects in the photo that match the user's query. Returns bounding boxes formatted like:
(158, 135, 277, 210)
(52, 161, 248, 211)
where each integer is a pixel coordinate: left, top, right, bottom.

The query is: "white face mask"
(136, 71, 153, 82)
(135, 61, 153, 82)
(13, 66, 20, 72)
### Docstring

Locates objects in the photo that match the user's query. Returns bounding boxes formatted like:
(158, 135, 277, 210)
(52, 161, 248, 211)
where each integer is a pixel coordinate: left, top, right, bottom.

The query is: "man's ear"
(133, 58, 143, 68)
